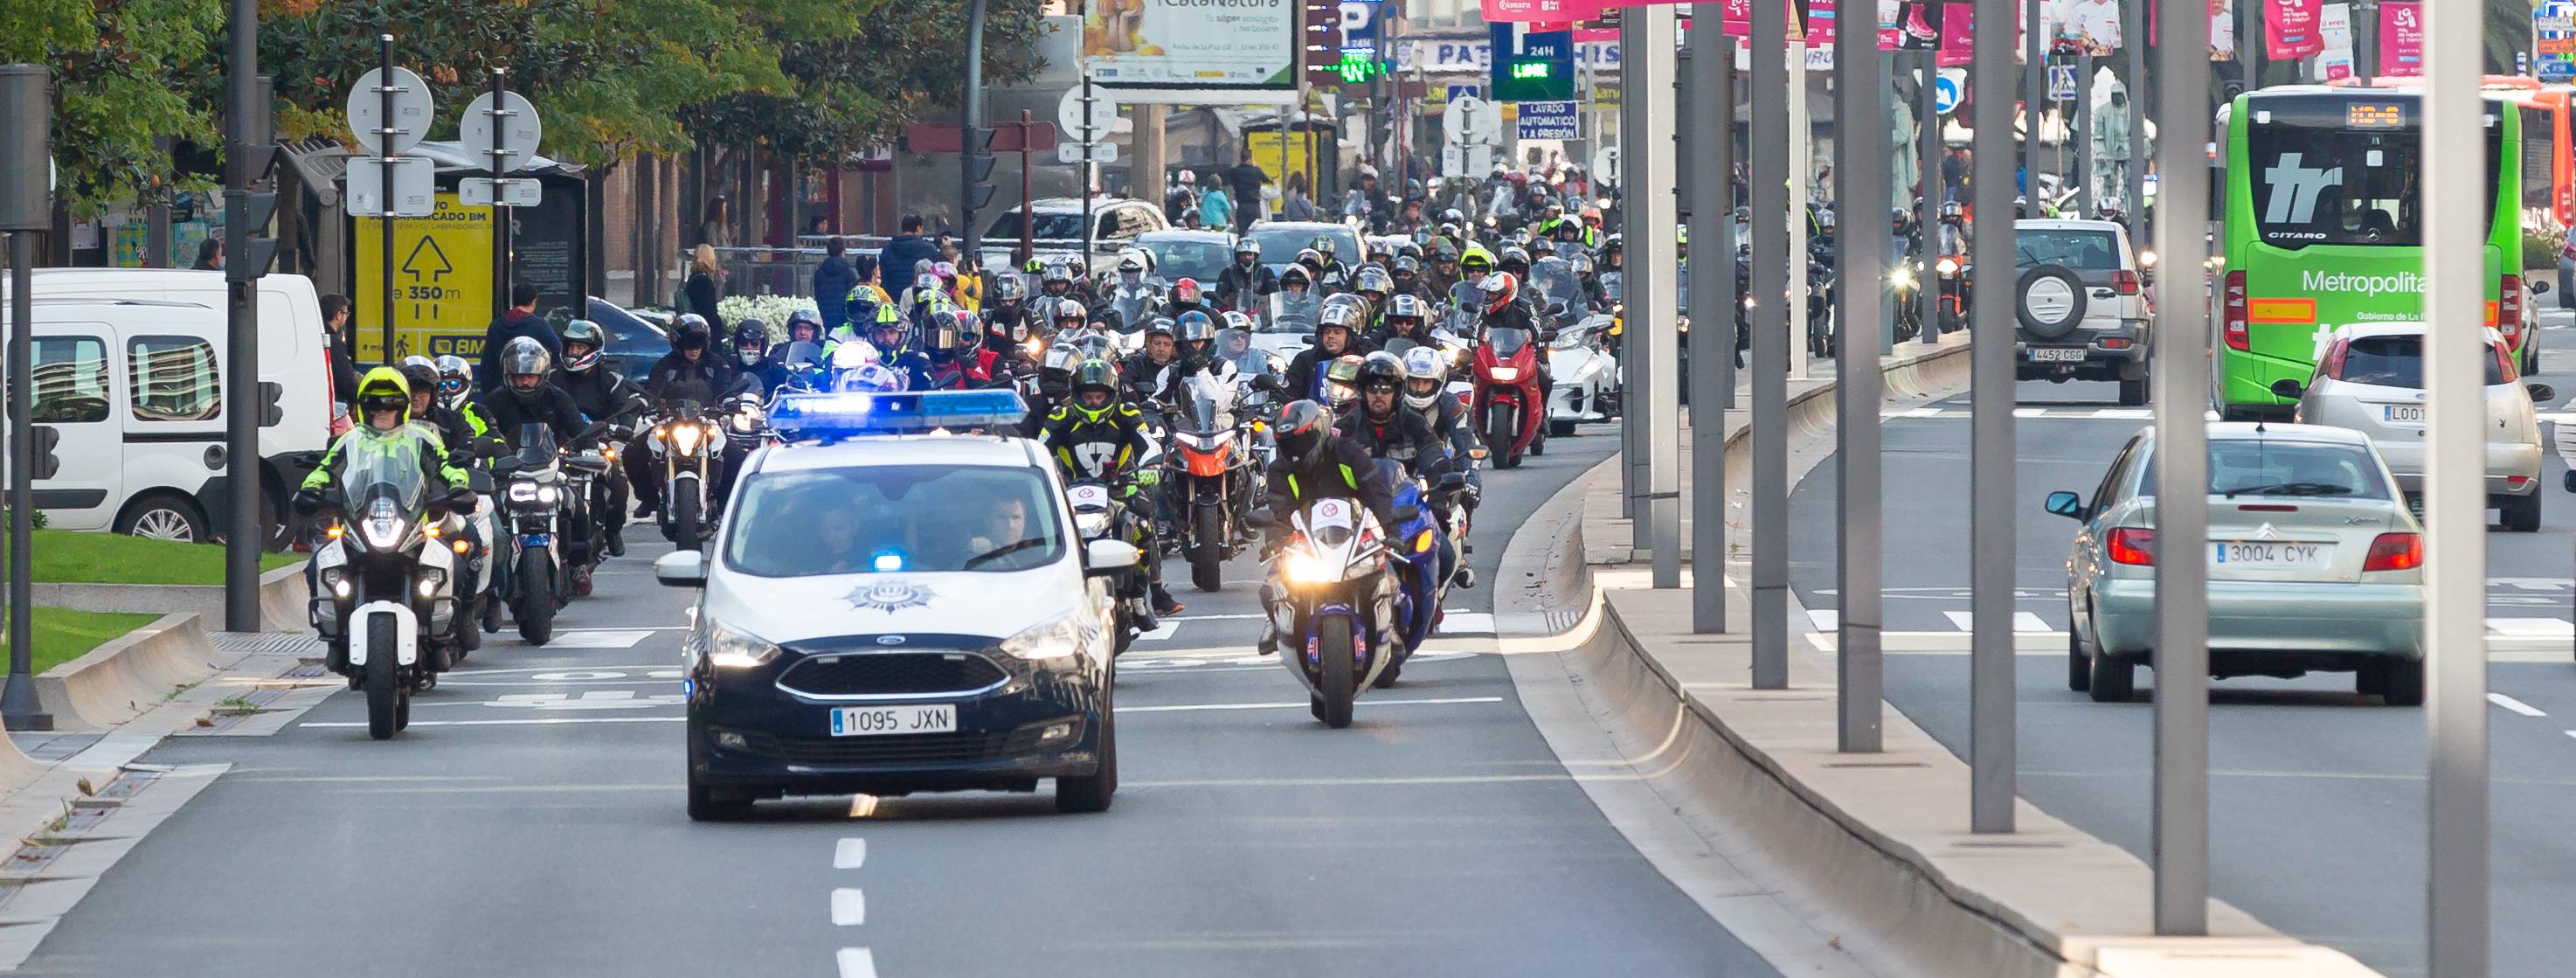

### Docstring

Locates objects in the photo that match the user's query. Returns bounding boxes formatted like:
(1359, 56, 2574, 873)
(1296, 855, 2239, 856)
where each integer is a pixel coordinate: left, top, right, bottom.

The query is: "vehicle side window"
(1098, 211, 1125, 241)
(30, 337, 109, 425)
(129, 336, 220, 422)
(2094, 435, 2143, 509)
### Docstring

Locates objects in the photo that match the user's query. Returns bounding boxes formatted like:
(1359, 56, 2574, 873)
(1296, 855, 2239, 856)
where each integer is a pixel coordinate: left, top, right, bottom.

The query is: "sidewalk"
(1550, 342, 2382, 975)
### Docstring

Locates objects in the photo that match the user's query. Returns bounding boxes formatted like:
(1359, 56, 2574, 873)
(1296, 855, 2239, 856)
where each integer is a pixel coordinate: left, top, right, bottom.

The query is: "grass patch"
(0, 529, 297, 586)
(0, 608, 161, 674)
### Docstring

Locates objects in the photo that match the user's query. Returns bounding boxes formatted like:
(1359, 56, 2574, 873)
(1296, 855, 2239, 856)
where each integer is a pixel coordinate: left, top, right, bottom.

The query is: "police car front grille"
(753, 731, 1014, 766)
(777, 653, 1009, 697)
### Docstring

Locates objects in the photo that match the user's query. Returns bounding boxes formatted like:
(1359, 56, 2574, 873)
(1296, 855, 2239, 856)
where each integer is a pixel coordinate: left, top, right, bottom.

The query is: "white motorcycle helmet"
(1400, 346, 1447, 413)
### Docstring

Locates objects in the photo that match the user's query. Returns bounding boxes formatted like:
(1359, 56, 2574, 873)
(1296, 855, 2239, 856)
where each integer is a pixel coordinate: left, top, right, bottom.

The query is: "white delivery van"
(0, 270, 338, 541)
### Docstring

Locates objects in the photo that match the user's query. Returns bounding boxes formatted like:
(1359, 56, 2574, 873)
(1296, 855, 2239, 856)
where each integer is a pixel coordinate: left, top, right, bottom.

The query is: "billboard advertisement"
(1082, 0, 1299, 90)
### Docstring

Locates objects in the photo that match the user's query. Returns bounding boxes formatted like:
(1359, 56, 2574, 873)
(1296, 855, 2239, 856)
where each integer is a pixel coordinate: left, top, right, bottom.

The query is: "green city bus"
(2214, 84, 2554, 419)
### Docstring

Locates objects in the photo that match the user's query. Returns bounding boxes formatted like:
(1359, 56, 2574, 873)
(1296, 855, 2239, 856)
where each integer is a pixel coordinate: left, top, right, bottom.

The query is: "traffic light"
(963, 127, 997, 216)
(225, 190, 280, 283)
(1304, 0, 1340, 88)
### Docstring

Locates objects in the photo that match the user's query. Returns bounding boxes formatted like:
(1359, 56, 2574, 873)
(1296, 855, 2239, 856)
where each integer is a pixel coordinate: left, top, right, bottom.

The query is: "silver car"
(2047, 423, 2426, 705)
(2276, 322, 2553, 531)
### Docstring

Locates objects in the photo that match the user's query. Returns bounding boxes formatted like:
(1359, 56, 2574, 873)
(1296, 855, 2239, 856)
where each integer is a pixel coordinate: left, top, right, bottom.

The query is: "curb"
(33, 614, 227, 732)
(31, 565, 308, 635)
(1516, 343, 2382, 977)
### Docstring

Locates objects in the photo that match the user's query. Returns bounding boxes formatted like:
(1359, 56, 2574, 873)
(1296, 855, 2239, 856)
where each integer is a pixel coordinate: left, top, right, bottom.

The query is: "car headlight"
(702, 621, 782, 669)
(997, 612, 1086, 662)
(360, 498, 408, 550)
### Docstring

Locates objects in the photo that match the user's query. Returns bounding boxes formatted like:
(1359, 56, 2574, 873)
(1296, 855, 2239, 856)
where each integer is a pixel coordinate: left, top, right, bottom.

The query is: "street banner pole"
(2150, 0, 2213, 936)
(1640, 4, 1679, 591)
(1918, 54, 1942, 346)
(488, 67, 509, 322)
(1687, 10, 1732, 634)
(1833, 0, 1887, 752)
(1969, 0, 2019, 835)
(1620, 22, 1647, 527)
(377, 34, 396, 361)
(2422, 2, 2489, 972)
(2122, 0, 2148, 240)
(1749, 0, 1790, 688)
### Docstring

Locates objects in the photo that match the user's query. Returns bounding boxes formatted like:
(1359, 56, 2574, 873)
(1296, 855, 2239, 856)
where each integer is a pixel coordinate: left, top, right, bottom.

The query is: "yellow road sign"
(355, 192, 495, 362)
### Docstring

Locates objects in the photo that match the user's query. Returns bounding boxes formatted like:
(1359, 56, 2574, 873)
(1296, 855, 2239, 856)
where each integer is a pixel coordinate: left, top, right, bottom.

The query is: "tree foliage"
(682, 0, 1049, 164)
(0, 0, 227, 217)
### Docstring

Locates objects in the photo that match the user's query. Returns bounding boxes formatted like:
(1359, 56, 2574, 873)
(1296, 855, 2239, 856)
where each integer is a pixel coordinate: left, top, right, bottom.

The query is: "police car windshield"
(724, 465, 1065, 576)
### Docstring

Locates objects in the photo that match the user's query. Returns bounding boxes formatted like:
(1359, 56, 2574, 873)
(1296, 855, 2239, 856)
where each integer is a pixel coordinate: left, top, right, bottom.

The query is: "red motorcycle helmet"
(1173, 277, 1201, 304)
(1479, 272, 1519, 315)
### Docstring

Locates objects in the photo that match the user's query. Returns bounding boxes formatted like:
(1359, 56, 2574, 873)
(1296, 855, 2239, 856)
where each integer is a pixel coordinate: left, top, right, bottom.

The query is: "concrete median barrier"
(33, 565, 311, 635)
(33, 614, 225, 732)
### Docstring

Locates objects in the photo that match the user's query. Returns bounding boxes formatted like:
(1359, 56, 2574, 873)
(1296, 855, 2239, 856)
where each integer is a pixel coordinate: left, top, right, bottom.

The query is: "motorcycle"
(1470, 322, 1548, 469)
(647, 401, 723, 549)
(1164, 371, 1255, 593)
(1888, 260, 1928, 343)
(301, 434, 471, 739)
(1548, 315, 1622, 435)
(1804, 253, 1838, 359)
(1066, 478, 1153, 655)
(1258, 495, 1404, 728)
(1935, 253, 1971, 335)
(1375, 461, 1468, 689)
(488, 425, 597, 645)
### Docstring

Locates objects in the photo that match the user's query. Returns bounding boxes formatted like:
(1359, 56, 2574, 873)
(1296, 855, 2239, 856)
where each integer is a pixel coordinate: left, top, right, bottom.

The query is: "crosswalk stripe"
(2486, 618, 2574, 638)
(1807, 609, 1839, 632)
(1937, 610, 2053, 633)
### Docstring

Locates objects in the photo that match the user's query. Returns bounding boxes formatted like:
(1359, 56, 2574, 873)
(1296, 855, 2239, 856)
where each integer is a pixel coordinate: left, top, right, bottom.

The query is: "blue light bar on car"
(768, 390, 1028, 439)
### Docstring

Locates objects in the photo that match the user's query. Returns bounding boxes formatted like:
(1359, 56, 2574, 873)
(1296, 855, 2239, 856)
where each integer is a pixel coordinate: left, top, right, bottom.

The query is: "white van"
(1, 270, 338, 541)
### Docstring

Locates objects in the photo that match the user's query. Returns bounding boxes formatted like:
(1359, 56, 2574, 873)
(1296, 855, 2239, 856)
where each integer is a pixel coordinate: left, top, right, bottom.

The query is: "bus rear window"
(2246, 121, 2500, 248)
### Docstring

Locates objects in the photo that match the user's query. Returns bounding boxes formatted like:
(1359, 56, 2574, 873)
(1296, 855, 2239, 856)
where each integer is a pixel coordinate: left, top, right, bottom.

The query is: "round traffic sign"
(345, 67, 435, 156)
(1056, 87, 1118, 144)
(459, 90, 544, 172)
(1934, 74, 1963, 114)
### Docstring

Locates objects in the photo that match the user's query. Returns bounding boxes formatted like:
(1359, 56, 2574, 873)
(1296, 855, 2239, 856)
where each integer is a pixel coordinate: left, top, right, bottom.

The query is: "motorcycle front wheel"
(1485, 406, 1520, 470)
(364, 628, 399, 741)
(1188, 506, 1223, 593)
(672, 489, 703, 551)
(516, 547, 556, 646)
(1315, 615, 1356, 729)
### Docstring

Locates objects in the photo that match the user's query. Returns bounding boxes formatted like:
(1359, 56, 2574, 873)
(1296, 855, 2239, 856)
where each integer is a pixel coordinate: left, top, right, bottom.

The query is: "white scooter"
(1547, 313, 1622, 435)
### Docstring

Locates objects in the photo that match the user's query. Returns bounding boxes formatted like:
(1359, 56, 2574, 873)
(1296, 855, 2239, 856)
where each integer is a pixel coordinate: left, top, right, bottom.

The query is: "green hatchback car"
(2047, 423, 2427, 705)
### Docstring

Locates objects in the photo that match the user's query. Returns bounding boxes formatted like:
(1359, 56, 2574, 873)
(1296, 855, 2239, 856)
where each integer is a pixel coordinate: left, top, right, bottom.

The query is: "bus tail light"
(2111, 270, 2141, 295)
(2107, 528, 2157, 566)
(2497, 274, 2524, 345)
(2222, 272, 2249, 351)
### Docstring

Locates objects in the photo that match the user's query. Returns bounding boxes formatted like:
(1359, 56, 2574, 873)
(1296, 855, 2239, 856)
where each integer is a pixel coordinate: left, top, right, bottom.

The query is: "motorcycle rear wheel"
(1317, 616, 1356, 729)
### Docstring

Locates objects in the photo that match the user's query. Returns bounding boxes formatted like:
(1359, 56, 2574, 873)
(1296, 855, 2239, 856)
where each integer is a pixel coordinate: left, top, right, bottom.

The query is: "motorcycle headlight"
(1488, 367, 1521, 382)
(1889, 267, 1915, 288)
(539, 485, 562, 505)
(1076, 511, 1111, 537)
(670, 423, 703, 454)
(996, 612, 1086, 662)
(701, 621, 782, 669)
(508, 481, 538, 503)
(1935, 257, 1960, 277)
(360, 497, 409, 550)
(1284, 551, 1334, 584)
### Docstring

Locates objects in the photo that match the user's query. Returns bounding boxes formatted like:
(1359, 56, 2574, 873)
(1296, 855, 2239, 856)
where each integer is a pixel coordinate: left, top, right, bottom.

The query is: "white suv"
(2011, 218, 2154, 406)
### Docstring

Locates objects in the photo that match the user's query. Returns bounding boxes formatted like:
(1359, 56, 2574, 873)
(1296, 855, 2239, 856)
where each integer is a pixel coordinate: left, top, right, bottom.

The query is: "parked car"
(2048, 423, 2426, 705)
(982, 198, 1167, 252)
(2276, 322, 2552, 531)
(1242, 220, 1365, 277)
(2010, 218, 2153, 406)
(1129, 229, 1235, 285)
(3, 270, 334, 542)
(582, 297, 672, 382)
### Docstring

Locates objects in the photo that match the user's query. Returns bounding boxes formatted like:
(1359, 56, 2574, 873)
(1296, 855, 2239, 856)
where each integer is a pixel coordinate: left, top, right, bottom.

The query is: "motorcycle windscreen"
(1304, 497, 1358, 548)
(1598, 270, 1624, 302)
(1181, 373, 1232, 434)
(1487, 328, 1532, 357)
(1529, 258, 1582, 309)
(339, 430, 429, 512)
(516, 424, 559, 468)
(1381, 337, 1419, 360)
(1264, 293, 1320, 333)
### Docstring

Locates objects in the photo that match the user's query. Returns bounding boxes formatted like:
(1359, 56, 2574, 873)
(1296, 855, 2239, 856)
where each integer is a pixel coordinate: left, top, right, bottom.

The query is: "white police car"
(654, 391, 1139, 819)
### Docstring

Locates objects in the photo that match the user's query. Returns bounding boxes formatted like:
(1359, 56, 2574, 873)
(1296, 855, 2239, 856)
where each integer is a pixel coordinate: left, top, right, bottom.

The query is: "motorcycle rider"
(1401, 344, 1480, 559)
(1118, 318, 1181, 403)
(1351, 266, 1395, 330)
(433, 355, 494, 438)
(985, 274, 1034, 353)
(867, 307, 937, 392)
(1216, 312, 1272, 378)
(1478, 271, 1554, 410)
(1214, 239, 1277, 311)
(401, 360, 477, 451)
(643, 315, 731, 406)
(1037, 358, 1184, 620)
(1310, 237, 1351, 294)
(1368, 293, 1435, 350)
(1164, 277, 1215, 324)
(724, 322, 792, 398)
(1152, 310, 1238, 404)
(1388, 255, 1426, 299)
(1282, 298, 1375, 402)
(553, 319, 647, 557)
(925, 309, 1001, 390)
(1276, 264, 1316, 305)
(1336, 353, 1450, 481)
(1424, 243, 1465, 298)
(295, 367, 472, 670)
(480, 336, 586, 449)
(1253, 399, 1399, 656)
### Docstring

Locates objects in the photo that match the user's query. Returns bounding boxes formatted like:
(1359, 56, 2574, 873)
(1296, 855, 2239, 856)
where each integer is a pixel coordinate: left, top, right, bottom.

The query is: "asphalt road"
(15, 424, 1783, 978)
(1782, 313, 2576, 978)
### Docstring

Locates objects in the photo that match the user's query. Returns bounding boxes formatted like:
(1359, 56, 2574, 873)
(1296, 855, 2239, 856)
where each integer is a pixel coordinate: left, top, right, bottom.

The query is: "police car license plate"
(2029, 347, 2088, 363)
(830, 704, 957, 737)
(2211, 541, 2332, 569)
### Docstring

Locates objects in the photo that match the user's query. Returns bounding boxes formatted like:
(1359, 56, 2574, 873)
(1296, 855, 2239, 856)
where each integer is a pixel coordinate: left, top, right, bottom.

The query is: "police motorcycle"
(645, 400, 724, 549)
(1254, 492, 1408, 729)
(298, 434, 474, 740)
(1164, 369, 1257, 593)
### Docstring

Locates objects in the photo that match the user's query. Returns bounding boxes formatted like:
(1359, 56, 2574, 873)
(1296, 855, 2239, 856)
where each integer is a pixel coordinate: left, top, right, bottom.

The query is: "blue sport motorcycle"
(1374, 460, 1467, 688)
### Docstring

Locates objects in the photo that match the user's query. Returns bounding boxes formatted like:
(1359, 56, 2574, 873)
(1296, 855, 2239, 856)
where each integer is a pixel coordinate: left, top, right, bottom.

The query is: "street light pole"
(960, 0, 988, 256)
(1968, 0, 2018, 836)
(1686, 1, 1732, 634)
(2150, 0, 2213, 936)
(1833, 0, 1887, 752)
(0, 64, 50, 732)
(1748, 0, 1790, 688)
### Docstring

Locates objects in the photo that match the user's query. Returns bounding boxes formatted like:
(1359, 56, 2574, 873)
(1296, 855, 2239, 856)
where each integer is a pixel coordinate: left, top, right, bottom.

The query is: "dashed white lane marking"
(836, 947, 877, 978)
(540, 629, 657, 649)
(832, 888, 867, 926)
(1136, 621, 1180, 642)
(1119, 696, 1502, 714)
(1438, 612, 1496, 635)
(2489, 693, 2548, 717)
(1161, 613, 1266, 621)
(1940, 611, 2053, 633)
(835, 837, 868, 870)
(1807, 609, 1839, 632)
(301, 716, 685, 728)
(2486, 617, 2575, 638)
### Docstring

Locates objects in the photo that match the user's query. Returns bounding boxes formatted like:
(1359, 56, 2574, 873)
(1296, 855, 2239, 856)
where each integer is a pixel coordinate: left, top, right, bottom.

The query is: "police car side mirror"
(1084, 538, 1141, 577)
(654, 551, 708, 588)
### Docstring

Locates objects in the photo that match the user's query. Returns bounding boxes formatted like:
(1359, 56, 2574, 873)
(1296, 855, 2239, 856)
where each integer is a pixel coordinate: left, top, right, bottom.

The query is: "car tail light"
(2320, 337, 2350, 379)
(2363, 532, 2423, 572)
(2107, 528, 2157, 565)
(2102, 337, 2132, 350)
(2223, 272, 2249, 351)
(2498, 274, 2524, 345)
(2506, 475, 2532, 490)
(2112, 269, 2141, 295)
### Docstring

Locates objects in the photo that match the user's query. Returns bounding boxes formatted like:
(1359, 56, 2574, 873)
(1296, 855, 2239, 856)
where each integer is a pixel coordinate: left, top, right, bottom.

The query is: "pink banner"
(1890, 0, 1942, 51)
(2377, 1, 2422, 78)
(1937, 1, 1972, 66)
(1484, 0, 1608, 24)
(2265, 0, 2322, 60)
(1718, 0, 1832, 45)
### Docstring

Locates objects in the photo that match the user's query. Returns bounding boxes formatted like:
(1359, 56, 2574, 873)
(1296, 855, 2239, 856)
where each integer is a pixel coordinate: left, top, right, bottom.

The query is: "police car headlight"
(702, 621, 781, 669)
(996, 612, 1085, 662)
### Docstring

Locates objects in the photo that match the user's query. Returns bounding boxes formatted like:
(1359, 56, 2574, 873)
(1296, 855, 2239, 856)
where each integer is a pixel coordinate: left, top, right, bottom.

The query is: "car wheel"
(2501, 492, 2543, 533)
(2067, 623, 2092, 693)
(116, 491, 209, 542)
(2379, 659, 2427, 707)
(686, 742, 752, 822)
(2088, 649, 2135, 703)
(2117, 374, 2149, 407)
(1055, 684, 1117, 814)
(2355, 662, 2387, 697)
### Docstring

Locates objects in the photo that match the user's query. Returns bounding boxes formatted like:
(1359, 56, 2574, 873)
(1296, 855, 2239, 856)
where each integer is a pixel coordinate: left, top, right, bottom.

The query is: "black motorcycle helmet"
(731, 322, 769, 366)
(785, 308, 826, 345)
(1174, 310, 1216, 355)
(673, 314, 712, 352)
(560, 319, 607, 372)
(1355, 351, 1406, 420)
(1271, 399, 1334, 468)
(500, 336, 552, 403)
(399, 362, 441, 405)
(1499, 246, 1531, 279)
(1069, 357, 1120, 416)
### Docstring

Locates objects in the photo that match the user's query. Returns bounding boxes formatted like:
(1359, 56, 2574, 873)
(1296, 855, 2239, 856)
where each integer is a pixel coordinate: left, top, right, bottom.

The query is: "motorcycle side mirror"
(654, 551, 708, 588)
(1246, 508, 1278, 530)
(489, 456, 521, 474)
(1392, 504, 1422, 524)
(444, 487, 480, 514)
(467, 469, 495, 494)
(1437, 471, 1468, 489)
(1250, 374, 1282, 393)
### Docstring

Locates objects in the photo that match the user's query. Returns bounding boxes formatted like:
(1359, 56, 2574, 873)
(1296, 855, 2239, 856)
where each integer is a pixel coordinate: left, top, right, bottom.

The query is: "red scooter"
(1471, 324, 1547, 468)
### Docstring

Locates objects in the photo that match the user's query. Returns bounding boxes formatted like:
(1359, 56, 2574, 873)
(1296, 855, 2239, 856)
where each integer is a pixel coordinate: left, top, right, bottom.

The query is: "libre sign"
(1488, 22, 1574, 101)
